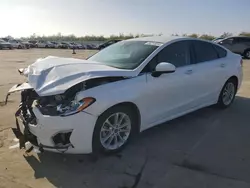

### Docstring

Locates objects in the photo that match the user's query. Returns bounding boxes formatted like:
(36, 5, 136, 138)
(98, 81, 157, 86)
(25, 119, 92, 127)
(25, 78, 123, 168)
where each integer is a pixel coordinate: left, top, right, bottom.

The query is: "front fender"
(76, 74, 147, 116)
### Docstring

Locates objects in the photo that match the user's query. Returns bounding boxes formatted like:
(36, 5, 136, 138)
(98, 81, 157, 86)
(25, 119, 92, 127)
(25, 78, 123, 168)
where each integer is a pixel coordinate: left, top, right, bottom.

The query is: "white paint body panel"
(29, 107, 97, 154)
(12, 37, 243, 154)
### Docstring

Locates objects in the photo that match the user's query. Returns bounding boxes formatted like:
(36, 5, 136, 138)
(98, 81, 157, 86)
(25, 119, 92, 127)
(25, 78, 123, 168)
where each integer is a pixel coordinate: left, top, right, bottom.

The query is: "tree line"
(18, 32, 250, 42)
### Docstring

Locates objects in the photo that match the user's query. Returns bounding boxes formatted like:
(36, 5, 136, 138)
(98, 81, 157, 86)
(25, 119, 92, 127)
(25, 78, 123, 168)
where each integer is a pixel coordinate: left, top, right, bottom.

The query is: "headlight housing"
(57, 97, 96, 117)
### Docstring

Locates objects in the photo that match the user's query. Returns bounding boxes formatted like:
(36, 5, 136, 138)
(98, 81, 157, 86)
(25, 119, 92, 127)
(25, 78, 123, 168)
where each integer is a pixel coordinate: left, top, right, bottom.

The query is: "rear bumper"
(14, 106, 98, 154)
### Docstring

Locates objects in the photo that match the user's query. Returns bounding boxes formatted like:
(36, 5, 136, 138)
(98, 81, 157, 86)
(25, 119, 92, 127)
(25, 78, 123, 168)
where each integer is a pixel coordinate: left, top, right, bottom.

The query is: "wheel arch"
(217, 75, 239, 102)
(228, 75, 238, 89)
(98, 101, 141, 134)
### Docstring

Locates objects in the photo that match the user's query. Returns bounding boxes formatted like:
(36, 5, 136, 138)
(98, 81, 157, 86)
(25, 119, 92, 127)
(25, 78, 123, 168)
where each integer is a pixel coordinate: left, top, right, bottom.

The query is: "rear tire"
(217, 78, 237, 108)
(244, 49, 250, 59)
(92, 105, 137, 154)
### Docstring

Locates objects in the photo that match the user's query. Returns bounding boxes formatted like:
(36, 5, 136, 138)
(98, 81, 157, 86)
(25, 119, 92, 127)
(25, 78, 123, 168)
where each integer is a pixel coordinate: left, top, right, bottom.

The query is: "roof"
(127, 36, 184, 43)
(225, 36, 250, 39)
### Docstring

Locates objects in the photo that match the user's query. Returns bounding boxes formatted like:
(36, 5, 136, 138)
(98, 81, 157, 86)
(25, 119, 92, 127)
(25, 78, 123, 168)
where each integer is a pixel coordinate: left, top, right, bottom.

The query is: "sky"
(0, 0, 250, 38)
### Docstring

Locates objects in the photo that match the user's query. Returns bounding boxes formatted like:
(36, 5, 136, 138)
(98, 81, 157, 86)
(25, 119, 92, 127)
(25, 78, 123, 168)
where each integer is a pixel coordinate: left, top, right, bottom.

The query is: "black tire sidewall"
(244, 49, 250, 59)
(217, 79, 237, 108)
(92, 105, 137, 154)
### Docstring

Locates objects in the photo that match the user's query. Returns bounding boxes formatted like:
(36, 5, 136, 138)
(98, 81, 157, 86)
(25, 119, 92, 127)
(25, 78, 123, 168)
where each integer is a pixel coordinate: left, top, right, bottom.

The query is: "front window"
(88, 41, 160, 69)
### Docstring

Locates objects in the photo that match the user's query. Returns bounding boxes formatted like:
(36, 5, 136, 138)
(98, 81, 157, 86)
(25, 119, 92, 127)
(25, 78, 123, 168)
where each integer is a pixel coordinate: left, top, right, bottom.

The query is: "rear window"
(214, 45, 227, 58)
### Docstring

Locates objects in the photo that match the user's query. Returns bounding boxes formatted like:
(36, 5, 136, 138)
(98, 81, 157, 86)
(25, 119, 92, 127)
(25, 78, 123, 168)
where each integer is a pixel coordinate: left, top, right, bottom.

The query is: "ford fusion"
(7, 36, 243, 154)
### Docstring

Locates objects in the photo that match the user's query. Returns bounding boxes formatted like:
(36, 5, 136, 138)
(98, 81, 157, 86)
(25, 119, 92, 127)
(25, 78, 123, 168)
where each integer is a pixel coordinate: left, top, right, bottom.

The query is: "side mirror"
(151, 62, 176, 77)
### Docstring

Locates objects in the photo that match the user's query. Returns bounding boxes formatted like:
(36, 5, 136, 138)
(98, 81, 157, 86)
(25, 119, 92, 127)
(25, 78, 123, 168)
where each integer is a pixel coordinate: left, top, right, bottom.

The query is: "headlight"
(58, 97, 96, 117)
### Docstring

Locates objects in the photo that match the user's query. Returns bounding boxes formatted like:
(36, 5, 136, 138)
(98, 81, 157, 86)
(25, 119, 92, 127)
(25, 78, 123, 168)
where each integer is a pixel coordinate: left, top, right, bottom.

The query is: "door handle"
(185, 70, 193, 75)
(220, 63, 226, 68)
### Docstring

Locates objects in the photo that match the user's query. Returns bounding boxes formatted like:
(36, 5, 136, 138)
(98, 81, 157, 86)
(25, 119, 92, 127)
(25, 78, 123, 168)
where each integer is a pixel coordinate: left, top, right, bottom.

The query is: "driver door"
(142, 41, 198, 128)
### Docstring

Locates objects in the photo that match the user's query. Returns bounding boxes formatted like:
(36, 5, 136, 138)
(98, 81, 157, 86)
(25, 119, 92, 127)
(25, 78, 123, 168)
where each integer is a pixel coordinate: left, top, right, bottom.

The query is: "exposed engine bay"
(17, 77, 124, 117)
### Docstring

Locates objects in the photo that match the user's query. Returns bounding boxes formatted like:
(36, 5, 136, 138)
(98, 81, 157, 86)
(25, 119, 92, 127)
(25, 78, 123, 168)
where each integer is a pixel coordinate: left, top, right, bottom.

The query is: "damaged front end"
(7, 56, 133, 153)
(13, 89, 38, 150)
(12, 88, 76, 153)
(9, 76, 125, 153)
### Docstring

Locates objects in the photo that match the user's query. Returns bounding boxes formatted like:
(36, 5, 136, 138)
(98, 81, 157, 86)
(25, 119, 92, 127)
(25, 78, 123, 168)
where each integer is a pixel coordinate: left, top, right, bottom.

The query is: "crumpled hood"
(24, 56, 137, 96)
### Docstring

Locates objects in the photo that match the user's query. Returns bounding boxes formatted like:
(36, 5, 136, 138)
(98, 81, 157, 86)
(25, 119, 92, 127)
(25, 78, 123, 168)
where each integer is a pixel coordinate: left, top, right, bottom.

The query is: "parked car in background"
(81, 44, 87, 49)
(98, 39, 122, 50)
(76, 43, 84, 49)
(28, 40, 38, 48)
(36, 41, 55, 48)
(0, 39, 13, 49)
(35, 41, 46, 48)
(61, 42, 74, 49)
(70, 42, 83, 49)
(51, 41, 63, 48)
(216, 36, 250, 59)
(59, 42, 69, 49)
(7, 36, 242, 154)
(16, 40, 31, 49)
(69, 42, 80, 49)
(86, 44, 96, 49)
(8, 39, 25, 49)
(47, 41, 55, 48)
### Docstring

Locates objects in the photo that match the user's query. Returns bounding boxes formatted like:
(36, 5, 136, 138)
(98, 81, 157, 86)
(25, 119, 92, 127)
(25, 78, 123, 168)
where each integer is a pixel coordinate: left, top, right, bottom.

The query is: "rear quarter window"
(213, 45, 227, 58)
(193, 41, 218, 63)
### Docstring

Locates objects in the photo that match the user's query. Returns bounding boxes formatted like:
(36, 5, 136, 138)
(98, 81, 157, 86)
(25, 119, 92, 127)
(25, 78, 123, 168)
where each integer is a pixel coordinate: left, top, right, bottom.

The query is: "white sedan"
(7, 36, 243, 154)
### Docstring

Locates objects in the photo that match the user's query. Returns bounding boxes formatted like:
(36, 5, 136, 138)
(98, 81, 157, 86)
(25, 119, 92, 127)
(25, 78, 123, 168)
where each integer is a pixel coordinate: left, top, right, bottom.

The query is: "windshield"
(88, 41, 160, 69)
(0, 39, 5, 43)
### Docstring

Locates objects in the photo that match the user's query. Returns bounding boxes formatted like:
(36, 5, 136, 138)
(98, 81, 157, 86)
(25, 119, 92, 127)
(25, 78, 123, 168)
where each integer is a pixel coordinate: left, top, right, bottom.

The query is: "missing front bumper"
(13, 108, 73, 153)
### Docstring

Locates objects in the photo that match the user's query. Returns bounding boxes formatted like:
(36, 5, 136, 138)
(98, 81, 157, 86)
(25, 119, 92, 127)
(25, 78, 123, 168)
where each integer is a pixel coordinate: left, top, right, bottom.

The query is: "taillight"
(240, 59, 243, 66)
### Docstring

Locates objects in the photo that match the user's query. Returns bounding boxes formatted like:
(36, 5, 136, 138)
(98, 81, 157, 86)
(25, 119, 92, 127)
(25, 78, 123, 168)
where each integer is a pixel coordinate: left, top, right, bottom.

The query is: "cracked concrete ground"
(0, 49, 250, 188)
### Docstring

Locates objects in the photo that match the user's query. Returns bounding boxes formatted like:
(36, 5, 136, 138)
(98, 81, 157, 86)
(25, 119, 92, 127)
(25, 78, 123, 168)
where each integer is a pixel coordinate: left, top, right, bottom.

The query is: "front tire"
(217, 78, 237, 108)
(92, 105, 137, 154)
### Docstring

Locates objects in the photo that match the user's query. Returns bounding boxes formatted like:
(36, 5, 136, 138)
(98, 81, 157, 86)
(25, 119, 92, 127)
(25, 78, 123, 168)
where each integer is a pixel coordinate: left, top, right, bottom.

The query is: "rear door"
(192, 40, 228, 105)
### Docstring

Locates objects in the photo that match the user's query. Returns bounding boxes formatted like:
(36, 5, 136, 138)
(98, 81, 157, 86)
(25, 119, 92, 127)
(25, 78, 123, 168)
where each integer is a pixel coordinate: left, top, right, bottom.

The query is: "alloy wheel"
(100, 112, 131, 150)
(222, 82, 235, 106)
